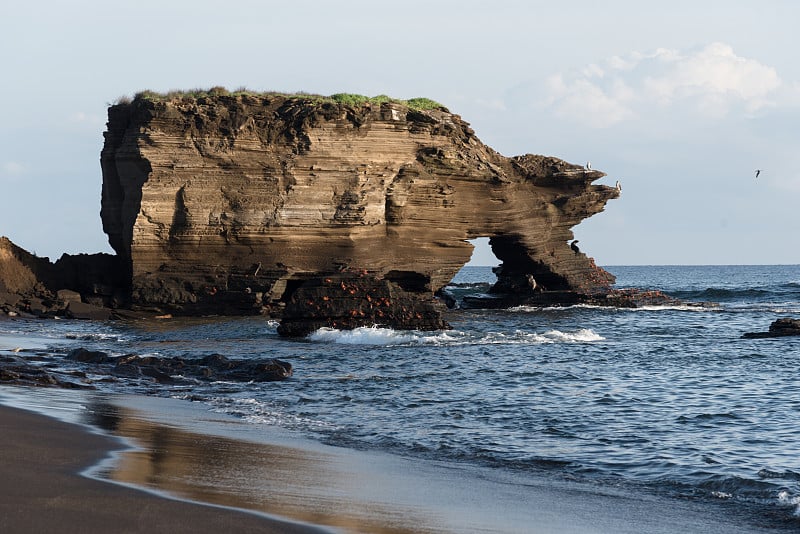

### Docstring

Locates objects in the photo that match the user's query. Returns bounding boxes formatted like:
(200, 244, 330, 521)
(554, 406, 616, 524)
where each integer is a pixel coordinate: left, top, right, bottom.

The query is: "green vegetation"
(405, 97, 444, 110)
(122, 87, 445, 111)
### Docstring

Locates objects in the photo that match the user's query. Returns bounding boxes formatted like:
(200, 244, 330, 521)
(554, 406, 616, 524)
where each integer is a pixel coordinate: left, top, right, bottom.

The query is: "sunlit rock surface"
(99, 93, 620, 334)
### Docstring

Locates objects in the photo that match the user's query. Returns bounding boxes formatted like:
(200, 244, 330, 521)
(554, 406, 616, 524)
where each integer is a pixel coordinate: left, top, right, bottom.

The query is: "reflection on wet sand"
(82, 399, 433, 534)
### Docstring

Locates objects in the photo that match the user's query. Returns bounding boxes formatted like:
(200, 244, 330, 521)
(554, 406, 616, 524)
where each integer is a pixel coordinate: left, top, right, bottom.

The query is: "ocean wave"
(718, 303, 800, 314)
(185, 394, 339, 431)
(778, 491, 800, 517)
(541, 328, 605, 342)
(670, 287, 800, 301)
(307, 325, 450, 345)
(306, 325, 604, 346)
(64, 332, 124, 342)
(509, 303, 712, 313)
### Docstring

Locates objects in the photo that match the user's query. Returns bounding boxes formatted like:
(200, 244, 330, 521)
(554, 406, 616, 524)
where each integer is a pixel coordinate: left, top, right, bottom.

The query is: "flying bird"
(754, 169, 762, 179)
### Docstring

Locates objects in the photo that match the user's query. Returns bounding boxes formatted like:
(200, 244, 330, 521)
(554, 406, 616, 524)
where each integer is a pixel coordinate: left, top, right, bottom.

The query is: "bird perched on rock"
(585, 161, 592, 170)
(615, 180, 622, 192)
(570, 240, 580, 254)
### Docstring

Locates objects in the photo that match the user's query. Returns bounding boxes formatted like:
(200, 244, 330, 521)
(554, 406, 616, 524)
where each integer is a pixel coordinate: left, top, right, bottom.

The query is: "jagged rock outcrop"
(100, 93, 620, 334)
(742, 318, 800, 339)
(0, 236, 124, 319)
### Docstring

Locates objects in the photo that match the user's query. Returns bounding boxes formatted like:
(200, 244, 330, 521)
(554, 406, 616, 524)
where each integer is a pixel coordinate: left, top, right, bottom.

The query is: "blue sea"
(2, 264, 800, 530)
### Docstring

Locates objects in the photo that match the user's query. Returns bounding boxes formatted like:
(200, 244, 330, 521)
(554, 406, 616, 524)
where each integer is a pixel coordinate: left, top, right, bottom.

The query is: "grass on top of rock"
(122, 87, 446, 111)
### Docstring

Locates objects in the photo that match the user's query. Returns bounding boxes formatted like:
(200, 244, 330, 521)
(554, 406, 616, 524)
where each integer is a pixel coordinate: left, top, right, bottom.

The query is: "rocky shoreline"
(1, 345, 292, 389)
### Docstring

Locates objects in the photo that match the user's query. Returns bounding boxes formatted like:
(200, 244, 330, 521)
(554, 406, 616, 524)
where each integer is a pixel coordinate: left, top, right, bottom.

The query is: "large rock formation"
(99, 92, 620, 335)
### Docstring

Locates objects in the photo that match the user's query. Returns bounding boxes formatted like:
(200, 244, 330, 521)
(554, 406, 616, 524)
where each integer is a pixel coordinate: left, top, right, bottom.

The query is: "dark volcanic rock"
(65, 348, 292, 382)
(0, 236, 127, 319)
(277, 272, 448, 337)
(66, 348, 112, 363)
(0, 353, 92, 389)
(462, 286, 684, 310)
(743, 318, 800, 339)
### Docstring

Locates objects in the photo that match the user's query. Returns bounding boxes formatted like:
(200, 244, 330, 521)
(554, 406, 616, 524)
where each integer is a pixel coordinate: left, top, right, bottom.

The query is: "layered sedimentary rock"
(100, 93, 619, 334)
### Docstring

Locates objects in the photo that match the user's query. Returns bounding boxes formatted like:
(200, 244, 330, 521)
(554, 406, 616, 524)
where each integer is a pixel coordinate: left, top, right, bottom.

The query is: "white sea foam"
(778, 491, 800, 516)
(308, 325, 445, 345)
(307, 325, 603, 346)
(633, 304, 712, 312)
(509, 304, 602, 312)
(201, 395, 337, 430)
(509, 303, 711, 313)
(542, 328, 605, 342)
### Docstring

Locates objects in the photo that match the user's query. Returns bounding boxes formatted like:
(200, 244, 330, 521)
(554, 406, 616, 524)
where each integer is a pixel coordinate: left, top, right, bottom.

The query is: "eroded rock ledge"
(95, 92, 621, 335)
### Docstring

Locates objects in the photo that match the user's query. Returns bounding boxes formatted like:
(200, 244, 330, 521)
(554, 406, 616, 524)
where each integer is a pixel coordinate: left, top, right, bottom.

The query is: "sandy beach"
(0, 402, 326, 534)
(0, 384, 789, 534)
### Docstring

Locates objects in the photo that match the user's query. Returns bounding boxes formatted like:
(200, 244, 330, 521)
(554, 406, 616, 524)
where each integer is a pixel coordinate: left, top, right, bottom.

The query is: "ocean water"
(2, 264, 800, 528)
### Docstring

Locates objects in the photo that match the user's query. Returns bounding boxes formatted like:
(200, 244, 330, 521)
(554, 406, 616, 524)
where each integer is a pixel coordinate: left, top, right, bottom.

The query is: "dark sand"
(0, 404, 325, 534)
(0, 386, 793, 534)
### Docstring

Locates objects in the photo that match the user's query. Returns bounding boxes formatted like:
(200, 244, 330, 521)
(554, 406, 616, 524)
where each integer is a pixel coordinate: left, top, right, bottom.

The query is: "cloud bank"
(543, 42, 785, 128)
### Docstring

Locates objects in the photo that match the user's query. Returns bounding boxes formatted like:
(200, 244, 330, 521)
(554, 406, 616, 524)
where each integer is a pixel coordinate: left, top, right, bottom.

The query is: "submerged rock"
(65, 348, 292, 382)
(742, 318, 800, 339)
(0, 353, 92, 389)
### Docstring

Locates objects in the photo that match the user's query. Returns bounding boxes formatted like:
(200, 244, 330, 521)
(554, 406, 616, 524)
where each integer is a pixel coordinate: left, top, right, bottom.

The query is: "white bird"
(754, 169, 762, 179)
(585, 161, 592, 170)
(615, 180, 622, 192)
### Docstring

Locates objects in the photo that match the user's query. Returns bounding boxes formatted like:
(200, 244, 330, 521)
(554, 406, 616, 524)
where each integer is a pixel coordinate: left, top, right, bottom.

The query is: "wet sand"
(0, 403, 326, 534)
(0, 386, 790, 534)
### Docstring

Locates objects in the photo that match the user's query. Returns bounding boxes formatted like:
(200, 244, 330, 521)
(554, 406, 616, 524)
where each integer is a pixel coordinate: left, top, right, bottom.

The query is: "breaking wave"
(509, 303, 711, 312)
(307, 325, 604, 346)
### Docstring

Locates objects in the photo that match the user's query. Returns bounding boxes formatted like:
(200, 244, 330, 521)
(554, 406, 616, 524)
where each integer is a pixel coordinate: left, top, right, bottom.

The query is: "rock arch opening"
(442, 234, 581, 309)
(488, 234, 571, 293)
(437, 238, 500, 309)
(465, 237, 499, 268)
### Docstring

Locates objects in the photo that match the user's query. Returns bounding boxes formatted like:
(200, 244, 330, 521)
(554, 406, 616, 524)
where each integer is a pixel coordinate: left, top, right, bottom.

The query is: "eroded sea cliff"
(3, 91, 623, 335)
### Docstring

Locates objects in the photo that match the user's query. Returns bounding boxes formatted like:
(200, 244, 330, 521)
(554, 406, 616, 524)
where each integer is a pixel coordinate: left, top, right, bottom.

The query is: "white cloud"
(1, 161, 26, 183)
(474, 97, 507, 111)
(69, 111, 104, 125)
(543, 42, 786, 128)
(544, 73, 636, 127)
(2, 161, 25, 175)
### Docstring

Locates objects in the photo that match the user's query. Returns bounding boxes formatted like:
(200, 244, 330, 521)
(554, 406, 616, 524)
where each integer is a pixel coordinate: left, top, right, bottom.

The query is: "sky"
(1, 1, 798, 266)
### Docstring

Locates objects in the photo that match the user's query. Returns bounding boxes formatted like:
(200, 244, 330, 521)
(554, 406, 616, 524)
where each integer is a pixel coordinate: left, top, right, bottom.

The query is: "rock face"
(100, 93, 619, 334)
